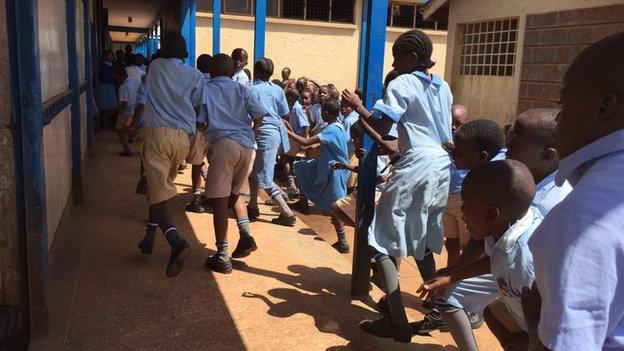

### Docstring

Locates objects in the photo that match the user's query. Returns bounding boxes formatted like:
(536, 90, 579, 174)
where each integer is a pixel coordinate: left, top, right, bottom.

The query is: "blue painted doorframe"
(351, 0, 388, 297)
(212, 0, 221, 54)
(180, 0, 196, 66)
(253, 0, 266, 62)
(84, 0, 94, 150)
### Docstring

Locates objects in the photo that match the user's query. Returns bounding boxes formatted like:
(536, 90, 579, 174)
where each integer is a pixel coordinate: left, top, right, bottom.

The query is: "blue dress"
(96, 61, 118, 110)
(293, 122, 349, 213)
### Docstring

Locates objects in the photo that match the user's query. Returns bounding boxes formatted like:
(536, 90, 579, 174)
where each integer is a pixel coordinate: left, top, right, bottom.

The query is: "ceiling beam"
(107, 25, 149, 33)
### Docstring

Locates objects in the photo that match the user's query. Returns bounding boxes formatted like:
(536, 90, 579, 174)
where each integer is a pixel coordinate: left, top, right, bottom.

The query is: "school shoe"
(204, 255, 233, 274)
(359, 317, 412, 343)
(138, 235, 155, 255)
(410, 311, 483, 335)
(332, 240, 350, 254)
(264, 193, 289, 206)
(119, 150, 133, 157)
(271, 214, 296, 227)
(177, 161, 188, 171)
(290, 200, 311, 215)
(184, 198, 206, 213)
(231, 236, 258, 258)
(165, 239, 191, 278)
(247, 206, 260, 221)
(285, 186, 300, 197)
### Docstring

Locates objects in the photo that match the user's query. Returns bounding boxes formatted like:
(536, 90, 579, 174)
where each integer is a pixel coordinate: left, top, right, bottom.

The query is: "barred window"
(387, 2, 446, 31)
(459, 18, 519, 76)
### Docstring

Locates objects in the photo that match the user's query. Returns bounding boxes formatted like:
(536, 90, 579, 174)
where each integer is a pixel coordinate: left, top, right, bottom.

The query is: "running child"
(114, 68, 141, 156)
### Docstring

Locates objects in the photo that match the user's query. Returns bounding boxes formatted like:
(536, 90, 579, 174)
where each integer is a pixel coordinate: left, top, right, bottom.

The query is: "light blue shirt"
(529, 129, 624, 350)
(341, 110, 359, 153)
(288, 101, 309, 135)
(204, 76, 267, 148)
(309, 103, 328, 134)
(373, 71, 453, 154)
(203, 73, 211, 84)
(135, 85, 148, 126)
(118, 77, 141, 116)
(249, 80, 290, 131)
(531, 171, 572, 217)
(449, 164, 468, 195)
(485, 209, 541, 332)
(232, 68, 250, 87)
(142, 58, 206, 134)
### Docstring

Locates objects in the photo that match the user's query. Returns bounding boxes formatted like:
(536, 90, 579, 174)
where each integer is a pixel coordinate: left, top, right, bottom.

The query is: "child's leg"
(117, 129, 131, 154)
(231, 195, 252, 239)
(190, 164, 203, 197)
(265, 184, 294, 217)
(211, 196, 231, 256)
(445, 238, 461, 268)
(415, 247, 437, 282)
(330, 202, 356, 228)
(330, 214, 350, 253)
(248, 177, 260, 210)
(439, 306, 478, 351)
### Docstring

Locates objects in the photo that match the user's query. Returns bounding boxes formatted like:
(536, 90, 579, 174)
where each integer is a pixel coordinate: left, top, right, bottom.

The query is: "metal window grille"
(387, 2, 446, 31)
(331, 0, 354, 22)
(459, 18, 518, 76)
(223, 0, 252, 14)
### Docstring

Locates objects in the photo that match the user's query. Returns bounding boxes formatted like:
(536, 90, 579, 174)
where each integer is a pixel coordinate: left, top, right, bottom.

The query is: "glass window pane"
(391, 4, 415, 28)
(197, 0, 213, 12)
(267, 0, 278, 17)
(307, 0, 330, 21)
(331, 0, 354, 23)
(282, 0, 304, 19)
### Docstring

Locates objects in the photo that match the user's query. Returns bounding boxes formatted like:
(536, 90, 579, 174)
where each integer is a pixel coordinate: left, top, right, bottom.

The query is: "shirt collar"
(556, 129, 624, 186)
(164, 58, 184, 66)
(212, 76, 233, 83)
(412, 71, 443, 86)
(536, 171, 557, 192)
(494, 208, 534, 253)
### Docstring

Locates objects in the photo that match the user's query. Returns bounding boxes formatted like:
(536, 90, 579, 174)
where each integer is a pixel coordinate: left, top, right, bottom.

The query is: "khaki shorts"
(185, 132, 211, 165)
(204, 137, 255, 199)
(141, 127, 190, 204)
(116, 114, 133, 130)
(335, 190, 382, 223)
(443, 193, 470, 245)
(346, 152, 358, 189)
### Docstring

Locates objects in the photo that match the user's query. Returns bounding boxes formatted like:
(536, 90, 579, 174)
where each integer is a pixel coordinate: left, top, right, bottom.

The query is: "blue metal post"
(6, 0, 50, 335)
(66, 0, 84, 204)
(351, 0, 388, 297)
(357, 0, 369, 89)
(180, 0, 196, 66)
(213, 0, 221, 54)
(254, 0, 266, 62)
(83, 0, 94, 150)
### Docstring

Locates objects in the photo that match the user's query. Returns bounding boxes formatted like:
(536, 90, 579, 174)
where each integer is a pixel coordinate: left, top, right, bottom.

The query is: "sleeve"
(245, 88, 267, 120)
(532, 210, 619, 350)
(277, 90, 290, 117)
(376, 77, 411, 123)
(296, 106, 310, 128)
(118, 84, 130, 102)
(135, 87, 148, 105)
(190, 72, 206, 108)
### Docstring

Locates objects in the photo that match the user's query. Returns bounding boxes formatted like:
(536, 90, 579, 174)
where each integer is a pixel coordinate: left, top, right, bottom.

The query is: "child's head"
(131, 53, 144, 67)
(114, 68, 128, 83)
(196, 54, 212, 74)
(391, 29, 435, 75)
(452, 119, 505, 170)
(285, 89, 300, 109)
(160, 32, 188, 59)
(319, 85, 331, 101)
(296, 77, 308, 94)
(271, 79, 285, 89)
(556, 32, 624, 159)
(461, 159, 535, 240)
(451, 105, 469, 132)
(506, 108, 560, 179)
(281, 67, 291, 81)
(321, 98, 341, 123)
(340, 98, 353, 117)
(327, 83, 340, 99)
(125, 44, 133, 55)
(301, 89, 313, 107)
(104, 50, 114, 62)
(210, 53, 235, 78)
(254, 57, 274, 81)
(115, 50, 125, 61)
(231, 48, 248, 70)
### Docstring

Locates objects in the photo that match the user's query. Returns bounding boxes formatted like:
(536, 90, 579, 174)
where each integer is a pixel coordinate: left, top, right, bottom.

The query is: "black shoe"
(138, 235, 154, 254)
(332, 240, 350, 254)
(135, 182, 148, 195)
(376, 296, 389, 315)
(410, 312, 446, 335)
(231, 236, 257, 258)
(119, 150, 133, 157)
(165, 239, 191, 278)
(204, 255, 233, 274)
(184, 198, 206, 213)
(359, 317, 412, 343)
(422, 299, 436, 310)
(468, 312, 484, 329)
(247, 206, 260, 221)
(291, 200, 310, 215)
(271, 214, 296, 227)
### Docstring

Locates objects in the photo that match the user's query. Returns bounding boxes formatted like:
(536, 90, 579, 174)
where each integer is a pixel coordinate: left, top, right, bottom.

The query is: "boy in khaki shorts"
(114, 68, 141, 156)
(136, 33, 207, 278)
(202, 54, 267, 274)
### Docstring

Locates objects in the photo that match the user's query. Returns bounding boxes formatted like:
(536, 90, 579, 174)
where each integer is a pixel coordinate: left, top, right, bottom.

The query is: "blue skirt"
(293, 159, 348, 213)
(97, 83, 118, 110)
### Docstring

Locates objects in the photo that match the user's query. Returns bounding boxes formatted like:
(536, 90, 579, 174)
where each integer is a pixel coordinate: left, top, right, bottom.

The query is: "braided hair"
(254, 57, 274, 81)
(321, 98, 341, 121)
(393, 29, 435, 71)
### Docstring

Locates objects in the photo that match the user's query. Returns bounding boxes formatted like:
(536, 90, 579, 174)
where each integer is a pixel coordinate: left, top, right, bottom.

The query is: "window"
(459, 18, 518, 76)
(387, 2, 446, 31)
(197, 0, 354, 23)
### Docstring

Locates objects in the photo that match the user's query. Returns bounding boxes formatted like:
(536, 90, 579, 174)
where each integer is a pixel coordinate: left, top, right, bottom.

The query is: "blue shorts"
(251, 128, 280, 189)
(434, 274, 499, 314)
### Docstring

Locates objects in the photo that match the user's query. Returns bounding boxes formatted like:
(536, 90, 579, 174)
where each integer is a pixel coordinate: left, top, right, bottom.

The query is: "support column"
(357, 0, 368, 89)
(253, 0, 266, 62)
(213, 0, 221, 54)
(66, 0, 83, 204)
(180, 0, 196, 66)
(83, 0, 94, 150)
(351, 0, 387, 297)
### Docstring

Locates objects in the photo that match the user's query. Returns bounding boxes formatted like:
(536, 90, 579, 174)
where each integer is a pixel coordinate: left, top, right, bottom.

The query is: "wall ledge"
(197, 11, 357, 30)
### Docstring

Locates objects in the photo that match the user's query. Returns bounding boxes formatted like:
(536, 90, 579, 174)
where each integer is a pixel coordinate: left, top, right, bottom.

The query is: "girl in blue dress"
(97, 50, 118, 128)
(287, 98, 351, 254)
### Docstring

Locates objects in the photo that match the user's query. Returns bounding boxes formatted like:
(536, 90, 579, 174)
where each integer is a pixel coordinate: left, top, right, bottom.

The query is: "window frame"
(387, 1, 446, 31)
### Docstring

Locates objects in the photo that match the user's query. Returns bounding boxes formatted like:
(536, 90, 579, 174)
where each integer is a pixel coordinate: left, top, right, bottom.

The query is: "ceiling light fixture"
(128, 16, 133, 23)
(125, 32, 129, 37)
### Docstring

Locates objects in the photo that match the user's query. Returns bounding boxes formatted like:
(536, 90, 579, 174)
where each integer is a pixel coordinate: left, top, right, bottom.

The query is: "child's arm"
(417, 255, 491, 300)
(332, 162, 358, 172)
(355, 118, 398, 154)
(287, 128, 320, 147)
(124, 102, 145, 130)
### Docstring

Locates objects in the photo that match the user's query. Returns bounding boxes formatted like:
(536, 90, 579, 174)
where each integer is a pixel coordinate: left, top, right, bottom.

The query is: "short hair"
(285, 89, 300, 102)
(514, 108, 560, 148)
(254, 57, 274, 81)
(451, 105, 468, 121)
(384, 70, 399, 88)
(301, 88, 312, 96)
(160, 32, 187, 59)
(456, 119, 505, 159)
(296, 77, 308, 85)
(131, 53, 144, 66)
(393, 29, 435, 71)
(282, 67, 291, 73)
(232, 48, 248, 62)
(271, 79, 284, 88)
(196, 54, 212, 74)
(322, 98, 341, 117)
(211, 53, 234, 77)
(463, 159, 536, 221)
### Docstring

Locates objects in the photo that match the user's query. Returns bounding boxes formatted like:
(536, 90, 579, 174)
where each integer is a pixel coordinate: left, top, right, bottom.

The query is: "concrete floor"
(34, 131, 501, 350)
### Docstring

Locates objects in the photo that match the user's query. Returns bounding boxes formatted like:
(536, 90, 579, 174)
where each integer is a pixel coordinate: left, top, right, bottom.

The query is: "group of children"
(105, 27, 624, 350)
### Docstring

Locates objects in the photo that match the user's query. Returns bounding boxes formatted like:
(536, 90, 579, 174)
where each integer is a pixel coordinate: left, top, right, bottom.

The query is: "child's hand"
(417, 275, 453, 300)
(442, 140, 456, 154)
(332, 162, 348, 170)
(355, 147, 366, 159)
(341, 89, 363, 109)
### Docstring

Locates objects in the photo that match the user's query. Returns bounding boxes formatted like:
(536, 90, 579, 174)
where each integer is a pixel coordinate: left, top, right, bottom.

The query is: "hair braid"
(393, 29, 435, 71)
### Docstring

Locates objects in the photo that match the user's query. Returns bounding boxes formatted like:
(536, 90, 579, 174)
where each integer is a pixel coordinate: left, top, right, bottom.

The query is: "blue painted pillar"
(6, 0, 50, 335)
(213, 0, 221, 54)
(357, 0, 369, 89)
(66, 0, 84, 204)
(253, 0, 266, 62)
(180, 0, 196, 66)
(351, 0, 388, 297)
(83, 0, 94, 149)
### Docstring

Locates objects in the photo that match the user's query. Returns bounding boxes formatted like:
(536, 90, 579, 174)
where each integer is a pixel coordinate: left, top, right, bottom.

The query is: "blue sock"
(216, 241, 229, 259)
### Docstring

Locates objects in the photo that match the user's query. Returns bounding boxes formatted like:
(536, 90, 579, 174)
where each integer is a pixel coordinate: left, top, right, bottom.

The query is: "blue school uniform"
(288, 101, 310, 135)
(232, 68, 250, 87)
(309, 103, 328, 134)
(96, 61, 118, 110)
(204, 76, 266, 148)
(142, 58, 206, 134)
(118, 77, 141, 116)
(368, 71, 453, 260)
(531, 171, 571, 217)
(341, 110, 359, 153)
(249, 80, 291, 188)
(293, 122, 349, 213)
